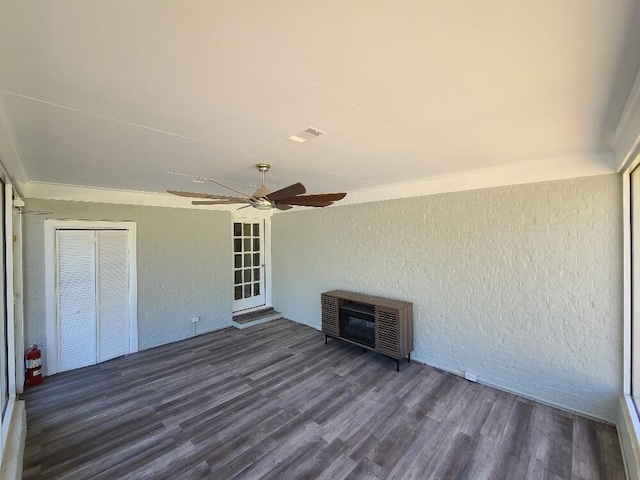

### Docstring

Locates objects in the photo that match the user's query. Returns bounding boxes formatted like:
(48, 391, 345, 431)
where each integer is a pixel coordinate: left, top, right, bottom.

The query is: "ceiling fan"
(168, 163, 347, 211)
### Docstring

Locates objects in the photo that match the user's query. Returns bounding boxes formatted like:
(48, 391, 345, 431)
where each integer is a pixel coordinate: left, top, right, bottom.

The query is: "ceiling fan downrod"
(251, 163, 273, 209)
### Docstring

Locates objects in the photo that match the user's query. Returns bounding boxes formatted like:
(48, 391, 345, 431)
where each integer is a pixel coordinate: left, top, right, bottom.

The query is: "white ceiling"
(0, 1, 638, 201)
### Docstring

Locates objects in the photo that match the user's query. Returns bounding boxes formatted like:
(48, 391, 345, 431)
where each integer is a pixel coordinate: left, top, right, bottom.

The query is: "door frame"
(232, 212, 272, 313)
(11, 207, 23, 395)
(44, 220, 138, 375)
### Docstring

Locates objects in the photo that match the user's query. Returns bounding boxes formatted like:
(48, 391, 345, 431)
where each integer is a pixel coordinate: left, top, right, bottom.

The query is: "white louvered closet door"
(96, 230, 130, 363)
(57, 230, 97, 371)
(57, 229, 130, 372)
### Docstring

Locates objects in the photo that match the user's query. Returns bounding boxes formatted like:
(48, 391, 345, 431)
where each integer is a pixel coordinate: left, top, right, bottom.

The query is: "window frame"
(0, 183, 17, 465)
(622, 153, 640, 469)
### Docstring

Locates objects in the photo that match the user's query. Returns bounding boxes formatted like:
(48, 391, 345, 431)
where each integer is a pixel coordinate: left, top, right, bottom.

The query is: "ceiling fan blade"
(281, 200, 332, 207)
(266, 182, 306, 202)
(191, 199, 251, 205)
(277, 193, 347, 207)
(275, 204, 293, 211)
(203, 177, 252, 198)
(168, 190, 247, 202)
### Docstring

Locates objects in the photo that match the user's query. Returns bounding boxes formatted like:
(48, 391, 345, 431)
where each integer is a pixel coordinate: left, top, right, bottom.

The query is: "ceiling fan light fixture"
(287, 135, 306, 143)
(251, 197, 274, 210)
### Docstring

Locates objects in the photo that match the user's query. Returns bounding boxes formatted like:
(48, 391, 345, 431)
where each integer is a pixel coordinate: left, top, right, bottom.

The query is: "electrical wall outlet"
(464, 372, 477, 382)
(191, 316, 199, 323)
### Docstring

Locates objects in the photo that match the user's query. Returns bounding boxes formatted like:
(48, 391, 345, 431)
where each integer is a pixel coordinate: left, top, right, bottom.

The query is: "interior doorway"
(232, 218, 266, 312)
(232, 214, 271, 313)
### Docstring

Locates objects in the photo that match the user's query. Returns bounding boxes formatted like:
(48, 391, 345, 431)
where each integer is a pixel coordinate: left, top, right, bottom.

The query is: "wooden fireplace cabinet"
(321, 290, 413, 371)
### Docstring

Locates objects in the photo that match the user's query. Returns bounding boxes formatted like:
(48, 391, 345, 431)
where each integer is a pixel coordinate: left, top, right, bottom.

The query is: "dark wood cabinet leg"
(325, 335, 327, 344)
(396, 359, 400, 372)
(408, 352, 411, 363)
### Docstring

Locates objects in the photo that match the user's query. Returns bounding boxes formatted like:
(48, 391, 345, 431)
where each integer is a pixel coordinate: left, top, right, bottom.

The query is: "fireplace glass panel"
(340, 307, 375, 348)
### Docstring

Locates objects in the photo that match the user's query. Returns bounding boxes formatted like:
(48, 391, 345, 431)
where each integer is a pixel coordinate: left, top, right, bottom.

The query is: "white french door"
(232, 218, 266, 312)
(45, 220, 138, 375)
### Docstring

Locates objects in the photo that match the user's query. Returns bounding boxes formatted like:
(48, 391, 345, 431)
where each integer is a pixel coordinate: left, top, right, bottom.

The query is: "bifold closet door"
(96, 230, 129, 363)
(57, 230, 97, 372)
(57, 229, 130, 372)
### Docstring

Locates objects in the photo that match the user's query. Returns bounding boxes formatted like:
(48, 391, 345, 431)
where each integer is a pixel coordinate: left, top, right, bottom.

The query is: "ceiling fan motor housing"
(251, 197, 273, 210)
(253, 185, 271, 197)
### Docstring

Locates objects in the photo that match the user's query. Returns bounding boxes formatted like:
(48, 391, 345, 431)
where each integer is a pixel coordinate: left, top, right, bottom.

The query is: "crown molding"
(24, 150, 615, 211)
(337, 150, 615, 207)
(23, 181, 247, 212)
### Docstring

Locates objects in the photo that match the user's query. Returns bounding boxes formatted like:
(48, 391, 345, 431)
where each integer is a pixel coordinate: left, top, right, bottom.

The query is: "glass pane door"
(632, 166, 640, 410)
(232, 220, 266, 312)
(0, 180, 6, 420)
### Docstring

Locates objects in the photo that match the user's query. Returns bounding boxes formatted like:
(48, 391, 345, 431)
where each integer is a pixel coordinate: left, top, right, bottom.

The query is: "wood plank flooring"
(22, 319, 626, 479)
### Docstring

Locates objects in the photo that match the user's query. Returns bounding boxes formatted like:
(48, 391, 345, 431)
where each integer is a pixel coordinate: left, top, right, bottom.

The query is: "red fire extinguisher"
(25, 344, 43, 386)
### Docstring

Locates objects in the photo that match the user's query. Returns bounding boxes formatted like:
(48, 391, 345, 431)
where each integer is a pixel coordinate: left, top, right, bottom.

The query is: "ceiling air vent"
(303, 127, 325, 137)
(287, 126, 327, 143)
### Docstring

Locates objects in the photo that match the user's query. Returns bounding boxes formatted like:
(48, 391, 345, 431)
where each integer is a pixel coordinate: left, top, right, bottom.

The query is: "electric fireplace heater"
(339, 302, 375, 348)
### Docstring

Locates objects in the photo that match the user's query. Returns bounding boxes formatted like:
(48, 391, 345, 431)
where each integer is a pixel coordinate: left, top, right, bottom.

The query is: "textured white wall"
(22, 199, 232, 351)
(272, 174, 623, 422)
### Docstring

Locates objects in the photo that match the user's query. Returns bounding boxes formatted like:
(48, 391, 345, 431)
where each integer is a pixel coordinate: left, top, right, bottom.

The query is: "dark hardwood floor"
(22, 319, 625, 479)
